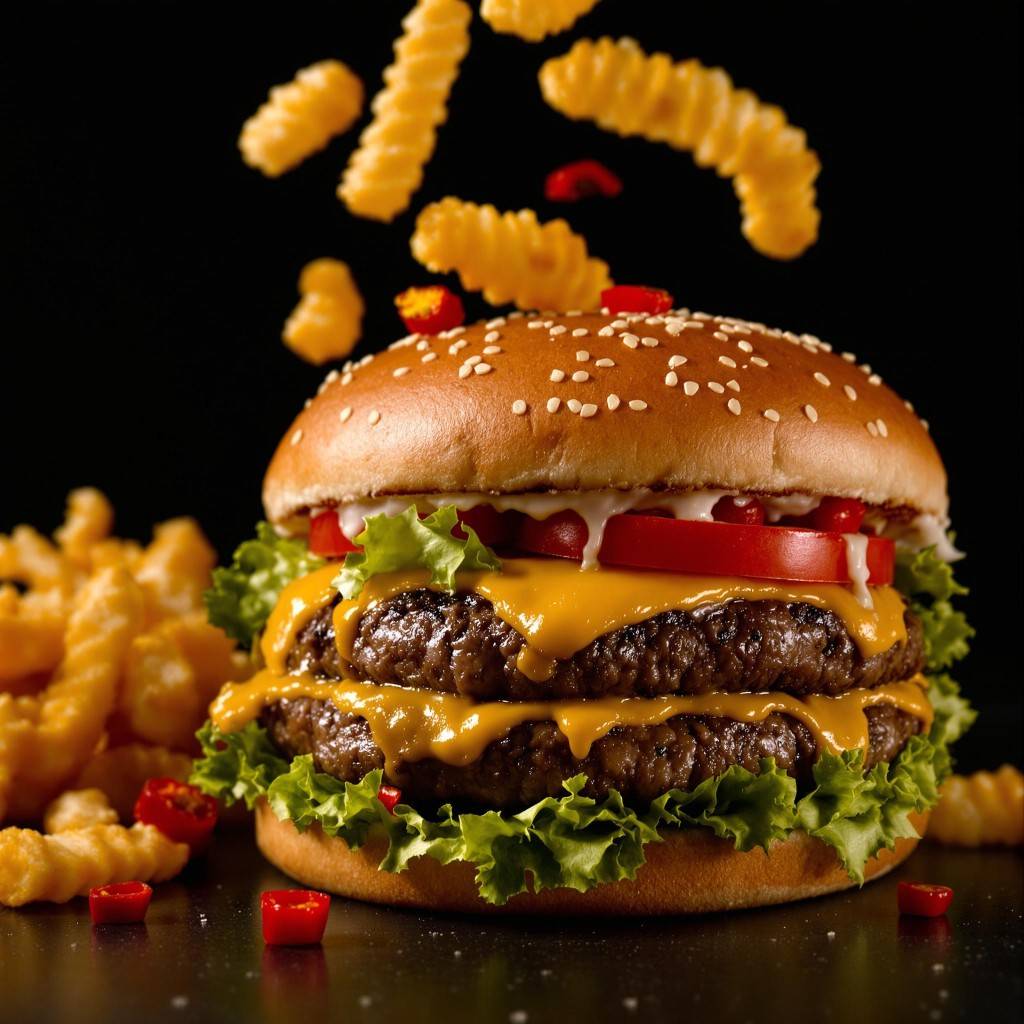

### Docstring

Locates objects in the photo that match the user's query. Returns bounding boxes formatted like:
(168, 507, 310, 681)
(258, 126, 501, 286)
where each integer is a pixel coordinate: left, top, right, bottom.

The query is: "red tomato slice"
(454, 506, 517, 546)
(309, 511, 359, 558)
(515, 511, 894, 585)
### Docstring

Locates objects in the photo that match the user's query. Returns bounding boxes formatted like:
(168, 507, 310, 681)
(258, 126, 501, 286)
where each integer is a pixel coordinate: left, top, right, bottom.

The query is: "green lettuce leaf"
(192, 710, 967, 904)
(204, 523, 323, 649)
(894, 542, 974, 669)
(333, 505, 501, 600)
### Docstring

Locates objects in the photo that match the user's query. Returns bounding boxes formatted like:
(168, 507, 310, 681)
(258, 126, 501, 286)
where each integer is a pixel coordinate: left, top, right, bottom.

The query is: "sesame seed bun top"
(263, 308, 947, 526)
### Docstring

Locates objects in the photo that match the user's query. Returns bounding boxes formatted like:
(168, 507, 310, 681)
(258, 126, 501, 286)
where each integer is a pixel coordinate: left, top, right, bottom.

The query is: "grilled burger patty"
(261, 697, 921, 809)
(289, 591, 924, 701)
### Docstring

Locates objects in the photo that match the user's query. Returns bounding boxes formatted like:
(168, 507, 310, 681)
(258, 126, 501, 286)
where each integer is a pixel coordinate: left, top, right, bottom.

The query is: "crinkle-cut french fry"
(54, 488, 114, 570)
(4, 567, 144, 821)
(74, 744, 194, 820)
(134, 518, 216, 621)
(0, 822, 188, 906)
(43, 788, 118, 833)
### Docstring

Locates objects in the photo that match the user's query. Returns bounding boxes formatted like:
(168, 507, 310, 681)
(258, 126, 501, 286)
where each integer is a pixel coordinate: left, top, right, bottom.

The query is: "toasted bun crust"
(255, 801, 927, 915)
(264, 310, 946, 525)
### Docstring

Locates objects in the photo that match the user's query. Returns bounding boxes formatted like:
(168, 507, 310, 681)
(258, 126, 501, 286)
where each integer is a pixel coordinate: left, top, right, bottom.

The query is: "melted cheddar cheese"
(211, 670, 932, 775)
(262, 559, 909, 681)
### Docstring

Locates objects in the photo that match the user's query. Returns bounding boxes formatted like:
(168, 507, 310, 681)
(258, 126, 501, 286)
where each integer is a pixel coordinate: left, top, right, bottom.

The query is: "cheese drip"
(260, 560, 908, 682)
(211, 671, 932, 775)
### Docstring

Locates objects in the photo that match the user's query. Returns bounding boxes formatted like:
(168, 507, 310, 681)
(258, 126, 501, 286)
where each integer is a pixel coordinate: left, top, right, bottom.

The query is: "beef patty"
(261, 697, 922, 810)
(288, 591, 924, 701)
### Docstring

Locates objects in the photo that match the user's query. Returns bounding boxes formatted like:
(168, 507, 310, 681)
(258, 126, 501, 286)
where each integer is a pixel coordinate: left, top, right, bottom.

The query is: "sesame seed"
(876, 418, 888, 437)
(750, 356, 769, 367)
(415, 339, 429, 352)
(341, 372, 354, 385)
(368, 410, 381, 426)
(801, 342, 817, 353)
(543, 320, 554, 327)
(474, 363, 492, 375)
(511, 399, 527, 415)
(550, 369, 565, 382)
(804, 404, 819, 423)
(621, 334, 639, 349)
(567, 399, 582, 413)
(866, 421, 879, 437)
(571, 370, 590, 383)
(598, 326, 615, 337)
(576, 350, 590, 362)
(421, 352, 436, 363)
(580, 403, 598, 418)
(465, 355, 481, 367)
(484, 330, 501, 343)
(359, 353, 375, 366)
(303, 398, 312, 409)
(843, 384, 857, 401)
(628, 400, 648, 411)
(683, 380, 699, 396)
(458, 365, 472, 378)
(528, 320, 543, 329)
(814, 372, 831, 387)
(566, 309, 582, 317)
(904, 400, 915, 412)
(448, 340, 468, 354)
(921, 419, 930, 431)
(727, 398, 742, 415)
(683, 320, 705, 329)
(485, 317, 506, 329)
(549, 325, 567, 336)
(595, 358, 615, 368)
(644, 316, 664, 325)
(763, 408, 780, 422)
(664, 321, 684, 336)
(868, 374, 882, 386)
(737, 340, 753, 353)
(446, 327, 466, 337)
(610, 319, 628, 329)
(290, 428, 303, 446)
(325, 369, 340, 384)
(572, 328, 589, 338)
(718, 356, 737, 368)
(713, 331, 729, 342)
(841, 352, 856, 362)
(726, 379, 740, 392)
(546, 397, 561, 413)
(859, 364, 872, 375)
(339, 406, 352, 423)
(668, 354, 687, 368)
(483, 345, 502, 355)
(607, 394, 621, 410)
(507, 311, 523, 319)
(393, 367, 410, 378)
(708, 381, 725, 394)
(665, 371, 679, 387)
(641, 336, 659, 348)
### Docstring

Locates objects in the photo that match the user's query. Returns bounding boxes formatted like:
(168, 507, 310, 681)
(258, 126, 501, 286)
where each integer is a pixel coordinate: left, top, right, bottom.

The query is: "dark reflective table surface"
(2, 827, 1021, 1024)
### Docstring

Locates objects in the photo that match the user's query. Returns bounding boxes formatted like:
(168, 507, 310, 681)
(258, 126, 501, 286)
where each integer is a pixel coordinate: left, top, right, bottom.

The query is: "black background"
(1, 3, 1020, 768)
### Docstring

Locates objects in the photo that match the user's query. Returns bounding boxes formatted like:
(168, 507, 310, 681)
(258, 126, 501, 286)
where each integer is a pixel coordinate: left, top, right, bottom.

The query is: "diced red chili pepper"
(395, 285, 465, 335)
(812, 497, 866, 534)
(89, 881, 152, 925)
(377, 785, 402, 814)
(712, 496, 766, 526)
(545, 159, 623, 202)
(134, 778, 218, 853)
(601, 285, 674, 315)
(261, 890, 331, 946)
(898, 882, 954, 918)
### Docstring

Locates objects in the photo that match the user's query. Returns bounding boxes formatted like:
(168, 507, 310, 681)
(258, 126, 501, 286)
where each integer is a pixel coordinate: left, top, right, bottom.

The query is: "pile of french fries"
(0, 489, 250, 904)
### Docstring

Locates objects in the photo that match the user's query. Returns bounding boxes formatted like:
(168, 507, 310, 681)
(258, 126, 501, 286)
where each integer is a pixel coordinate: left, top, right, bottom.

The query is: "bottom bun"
(255, 801, 928, 915)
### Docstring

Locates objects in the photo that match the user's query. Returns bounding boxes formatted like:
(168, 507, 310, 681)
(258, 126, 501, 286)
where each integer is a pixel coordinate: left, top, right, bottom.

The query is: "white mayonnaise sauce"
(841, 532, 873, 608)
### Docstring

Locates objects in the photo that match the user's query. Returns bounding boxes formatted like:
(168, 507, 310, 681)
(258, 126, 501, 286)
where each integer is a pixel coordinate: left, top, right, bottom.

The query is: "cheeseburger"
(196, 294, 974, 913)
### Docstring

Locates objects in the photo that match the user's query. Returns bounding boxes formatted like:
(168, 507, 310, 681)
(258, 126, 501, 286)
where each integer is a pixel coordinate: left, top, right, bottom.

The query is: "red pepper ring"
(395, 285, 465, 336)
(89, 881, 152, 925)
(898, 882, 954, 918)
(377, 784, 402, 814)
(134, 778, 218, 853)
(261, 890, 331, 946)
(545, 159, 623, 202)
(601, 284, 674, 315)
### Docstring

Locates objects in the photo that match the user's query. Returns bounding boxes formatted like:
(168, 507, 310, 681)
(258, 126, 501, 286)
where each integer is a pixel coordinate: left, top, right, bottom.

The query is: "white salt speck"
(171, 996, 189, 1010)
